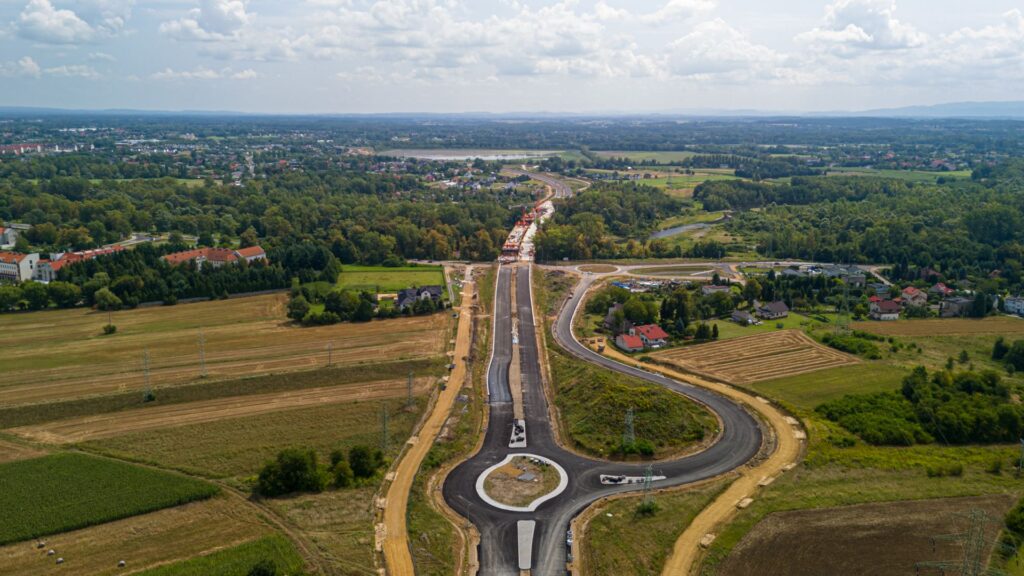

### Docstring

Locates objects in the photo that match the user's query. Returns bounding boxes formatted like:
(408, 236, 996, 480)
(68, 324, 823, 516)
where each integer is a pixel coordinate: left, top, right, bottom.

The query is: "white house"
(0, 251, 39, 283)
(1006, 296, 1024, 317)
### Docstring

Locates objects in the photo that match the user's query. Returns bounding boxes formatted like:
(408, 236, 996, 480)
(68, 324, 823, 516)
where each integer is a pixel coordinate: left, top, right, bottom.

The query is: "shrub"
(348, 445, 384, 479)
(821, 333, 881, 359)
(247, 560, 278, 576)
(255, 448, 325, 497)
(987, 458, 1004, 475)
(926, 463, 963, 478)
(102, 324, 117, 335)
(635, 500, 660, 517)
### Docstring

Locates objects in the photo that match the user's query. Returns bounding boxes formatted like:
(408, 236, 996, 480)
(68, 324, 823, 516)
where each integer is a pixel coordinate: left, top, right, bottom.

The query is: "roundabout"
(442, 264, 764, 575)
(476, 453, 569, 513)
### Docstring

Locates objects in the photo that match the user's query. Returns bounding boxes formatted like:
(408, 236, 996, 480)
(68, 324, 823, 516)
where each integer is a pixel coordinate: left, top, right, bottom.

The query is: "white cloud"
(594, 0, 714, 25)
(17, 0, 96, 44)
(797, 0, 925, 52)
(160, 0, 250, 41)
(151, 65, 260, 80)
(667, 18, 784, 79)
(0, 56, 99, 79)
(44, 64, 100, 78)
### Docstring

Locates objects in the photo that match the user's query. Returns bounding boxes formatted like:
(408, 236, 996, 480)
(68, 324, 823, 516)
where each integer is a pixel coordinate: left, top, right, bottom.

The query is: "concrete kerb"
(475, 453, 569, 513)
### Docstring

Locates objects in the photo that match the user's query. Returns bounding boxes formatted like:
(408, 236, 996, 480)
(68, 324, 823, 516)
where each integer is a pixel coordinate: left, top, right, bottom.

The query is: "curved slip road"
(443, 265, 763, 575)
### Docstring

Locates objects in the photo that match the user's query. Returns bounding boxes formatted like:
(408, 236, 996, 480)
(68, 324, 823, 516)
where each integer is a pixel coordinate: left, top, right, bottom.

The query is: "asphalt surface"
(442, 266, 763, 575)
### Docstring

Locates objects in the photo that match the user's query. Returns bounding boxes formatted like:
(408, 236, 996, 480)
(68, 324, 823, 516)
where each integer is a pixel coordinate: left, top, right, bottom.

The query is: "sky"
(0, 0, 1023, 114)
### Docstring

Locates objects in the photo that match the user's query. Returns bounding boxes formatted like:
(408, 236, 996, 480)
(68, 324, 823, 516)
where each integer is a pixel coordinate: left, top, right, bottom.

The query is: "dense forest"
(700, 163, 1024, 292)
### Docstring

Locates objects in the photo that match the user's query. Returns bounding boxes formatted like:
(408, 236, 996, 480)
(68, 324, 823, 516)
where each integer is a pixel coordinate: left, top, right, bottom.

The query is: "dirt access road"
(596, 340, 804, 576)
(381, 266, 475, 576)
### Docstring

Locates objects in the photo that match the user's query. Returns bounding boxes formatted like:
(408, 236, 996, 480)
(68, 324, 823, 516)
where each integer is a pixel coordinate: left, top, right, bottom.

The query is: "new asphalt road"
(442, 265, 763, 575)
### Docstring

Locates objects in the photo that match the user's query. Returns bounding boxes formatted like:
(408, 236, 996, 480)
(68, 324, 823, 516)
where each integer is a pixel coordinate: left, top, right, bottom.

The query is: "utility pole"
(915, 508, 1013, 576)
(406, 370, 415, 409)
(380, 403, 389, 452)
(623, 407, 636, 449)
(197, 329, 207, 378)
(642, 464, 654, 506)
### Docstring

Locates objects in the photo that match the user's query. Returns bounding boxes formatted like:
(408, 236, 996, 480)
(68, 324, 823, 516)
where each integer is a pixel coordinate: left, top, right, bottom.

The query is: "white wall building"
(0, 251, 40, 283)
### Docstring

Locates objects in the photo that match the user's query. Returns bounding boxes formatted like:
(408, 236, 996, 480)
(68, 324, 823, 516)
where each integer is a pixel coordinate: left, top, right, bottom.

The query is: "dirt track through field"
(651, 330, 858, 384)
(0, 496, 271, 576)
(9, 378, 430, 444)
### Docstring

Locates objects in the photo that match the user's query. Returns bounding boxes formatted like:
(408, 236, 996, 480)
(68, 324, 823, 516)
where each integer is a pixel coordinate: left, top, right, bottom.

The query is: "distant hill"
(853, 101, 1024, 119)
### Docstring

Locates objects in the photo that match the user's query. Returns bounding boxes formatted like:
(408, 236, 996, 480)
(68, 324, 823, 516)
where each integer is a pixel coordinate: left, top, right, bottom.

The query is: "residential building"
(1004, 296, 1024, 317)
(0, 251, 40, 283)
(941, 297, 974, 318)
(756, 300, 790, 320)
(396, 285, 444, 311)
(34, 246, 125, 283)
(701, 284, 731, 296)
(162, 246, 266, 269)
(731, 310, 756, 325)
(633, 324, 670, 348)
(901, 286, 928, 307)
(870, 300, 901, 321)
(0, 226, 17, 249)
(603, 303, 633, 334)
(867, 283, 890, 297)
(930, 283, 955, 297)
(615, 333, 644, 353)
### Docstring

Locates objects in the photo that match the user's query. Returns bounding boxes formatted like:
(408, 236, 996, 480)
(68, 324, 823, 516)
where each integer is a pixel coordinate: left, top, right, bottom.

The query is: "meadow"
(337, 264, 447, 293)
(137, 534, 304, 576)
(0, 453, 218, 545)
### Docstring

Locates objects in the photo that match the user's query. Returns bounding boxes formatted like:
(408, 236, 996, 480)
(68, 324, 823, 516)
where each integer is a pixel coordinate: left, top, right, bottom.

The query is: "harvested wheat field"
(0, 437, 45, 463)
(0, 293, 448, 406)
(851, 316, 1024, 337)
(0, 496, 274, 576)
(650, 330, 858, 385)
(719, 495, 1015, 576)
(10, 378, 431, 444)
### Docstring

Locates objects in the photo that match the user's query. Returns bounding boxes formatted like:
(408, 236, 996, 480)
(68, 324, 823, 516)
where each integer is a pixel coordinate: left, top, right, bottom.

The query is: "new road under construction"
(442, 172, 764, 575)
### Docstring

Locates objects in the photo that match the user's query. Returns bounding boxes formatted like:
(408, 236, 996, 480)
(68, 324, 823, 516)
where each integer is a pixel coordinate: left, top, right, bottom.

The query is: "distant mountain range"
(2, 101, 1024, 119)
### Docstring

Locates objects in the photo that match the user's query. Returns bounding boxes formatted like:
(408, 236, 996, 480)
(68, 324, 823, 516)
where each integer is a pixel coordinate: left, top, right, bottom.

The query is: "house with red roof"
(870, 299, 901, 321)
(901, 286, 928, 307)
(615, 333, 644, 353)
(633, 324, 670, 348)
(930, 283, 955, 297)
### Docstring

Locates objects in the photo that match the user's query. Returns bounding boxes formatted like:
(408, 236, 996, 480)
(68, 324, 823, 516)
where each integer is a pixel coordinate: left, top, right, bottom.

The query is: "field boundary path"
(381, 265, 476, 576)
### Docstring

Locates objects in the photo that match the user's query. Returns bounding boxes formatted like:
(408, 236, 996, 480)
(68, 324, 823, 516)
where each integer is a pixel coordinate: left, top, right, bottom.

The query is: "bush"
(821, 333, 882, 359)
(635, 500, 660, 517)
(102, 324, 117, 335)
(987, 458, 1004, 475)
(348, 445, 384, 479)
(926, 463, 964, 477)
(247, 560, 278, 576)
(255, 448, 325, 497)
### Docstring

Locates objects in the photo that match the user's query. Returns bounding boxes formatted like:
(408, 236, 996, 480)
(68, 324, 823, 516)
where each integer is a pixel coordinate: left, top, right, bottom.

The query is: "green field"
(826, 167, 972, 183)
(337, 264, 446, 294)
(592, 150, 698, 163)
(137, 534, 304, 576)
(0, 453, 218, 544)
(712, 312, 831, 341)
(84, 397, 425, 480)
(748, 363, 908, 410)
(584, 479, 729, 575)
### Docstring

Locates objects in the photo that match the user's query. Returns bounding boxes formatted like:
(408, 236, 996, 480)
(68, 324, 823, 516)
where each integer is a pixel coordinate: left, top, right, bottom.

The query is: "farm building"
(731, 310, 757, 325)
(0, 251, 39, 283)
(756, 300, 789, 320)
(633, 324, 670, 348)
(870, 300, 900, 321)
(615, 333, 644, 353)
(396, 285, 444, 310)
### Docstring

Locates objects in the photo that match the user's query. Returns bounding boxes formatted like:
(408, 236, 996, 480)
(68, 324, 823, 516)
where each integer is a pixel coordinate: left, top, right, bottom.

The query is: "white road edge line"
(475, 452, 569, 513)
